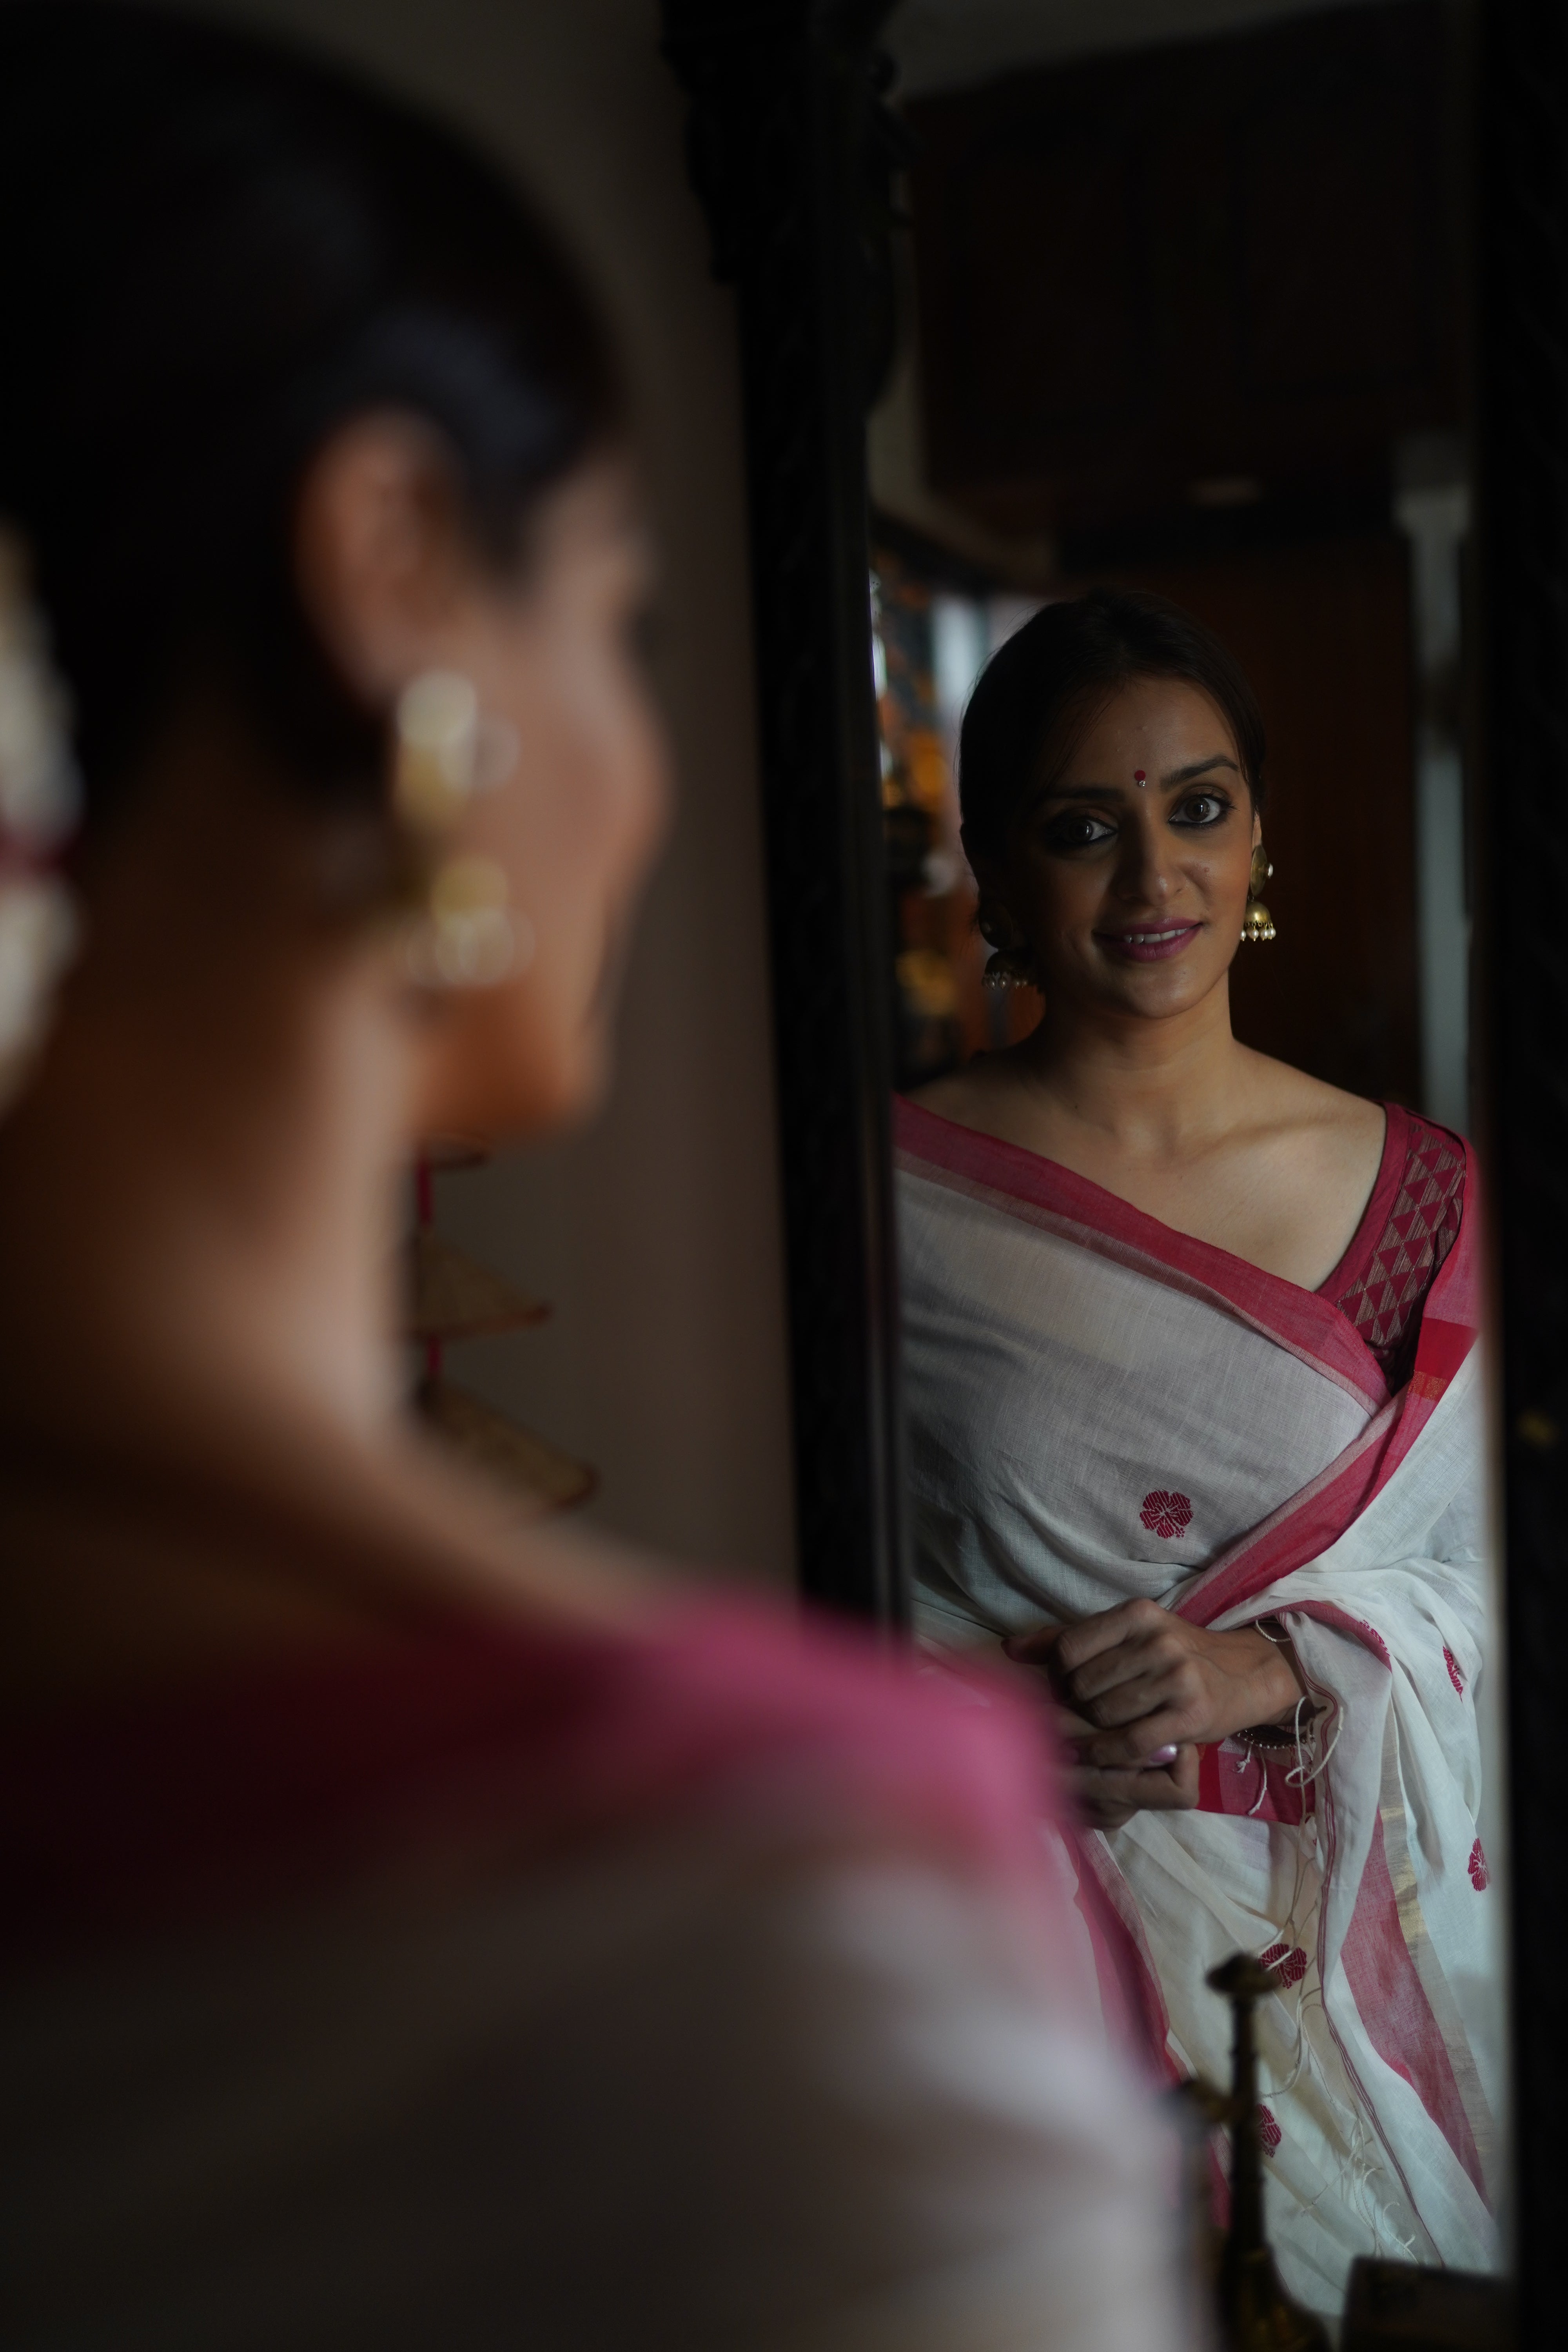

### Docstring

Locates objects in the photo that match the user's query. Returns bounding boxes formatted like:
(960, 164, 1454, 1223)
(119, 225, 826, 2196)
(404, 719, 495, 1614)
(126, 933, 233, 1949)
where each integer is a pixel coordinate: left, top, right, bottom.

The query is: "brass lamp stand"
(1175, 1956, 1514, 2351)
(1197, 1953, 1330, 2352)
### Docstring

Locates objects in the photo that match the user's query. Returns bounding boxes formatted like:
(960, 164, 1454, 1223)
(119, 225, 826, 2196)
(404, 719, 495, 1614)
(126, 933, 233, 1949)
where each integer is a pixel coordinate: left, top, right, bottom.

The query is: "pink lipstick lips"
(1096, 922, 1201, 964)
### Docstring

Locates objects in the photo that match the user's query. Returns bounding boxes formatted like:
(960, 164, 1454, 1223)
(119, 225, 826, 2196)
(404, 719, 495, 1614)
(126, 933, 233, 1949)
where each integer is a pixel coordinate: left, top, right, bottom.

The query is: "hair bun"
(0, 0, 622, 828)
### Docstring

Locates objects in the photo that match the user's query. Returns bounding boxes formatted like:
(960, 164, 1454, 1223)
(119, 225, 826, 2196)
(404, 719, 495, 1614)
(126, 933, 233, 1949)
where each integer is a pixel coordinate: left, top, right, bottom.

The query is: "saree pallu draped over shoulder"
(895, 1098, 1503, 2319)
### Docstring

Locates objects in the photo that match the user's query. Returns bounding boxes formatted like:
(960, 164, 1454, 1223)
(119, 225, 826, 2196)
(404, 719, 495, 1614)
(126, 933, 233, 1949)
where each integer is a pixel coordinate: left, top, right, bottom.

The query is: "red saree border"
(1340, 1806, 1488, 2201)
(1072, 1826, 1182, 2087)
(1173, 1140, 1482, 1633)
(895, 1096, 1390, 1412)
(1313, 1101, 1411, 1300)
(1196, 1737, 1314, 1824)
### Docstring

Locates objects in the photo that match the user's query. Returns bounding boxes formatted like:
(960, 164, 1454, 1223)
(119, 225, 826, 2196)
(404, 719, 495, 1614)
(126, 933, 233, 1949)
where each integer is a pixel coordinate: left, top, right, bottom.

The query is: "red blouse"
(1317, 1102, 1466, 1388)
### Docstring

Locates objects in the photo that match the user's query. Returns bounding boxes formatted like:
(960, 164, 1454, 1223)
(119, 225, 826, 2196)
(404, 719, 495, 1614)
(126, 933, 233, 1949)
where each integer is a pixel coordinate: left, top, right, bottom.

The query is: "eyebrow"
(1036, 752, 1241, 803)
(1166, 753, 1241, 786)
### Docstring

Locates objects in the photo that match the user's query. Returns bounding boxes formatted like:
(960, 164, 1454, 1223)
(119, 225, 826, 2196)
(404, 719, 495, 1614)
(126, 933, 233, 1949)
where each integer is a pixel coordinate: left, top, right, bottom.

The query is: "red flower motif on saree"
(1257, 2104, 1282, 2156)
(1444, 1646, 1465, 1694)
(1140, 1489, 1193, 1539)
(1352, 1619, 1391, 1666)
(1260, 1942, 1308, 1988)
(1468, 1838, 1489, 1891)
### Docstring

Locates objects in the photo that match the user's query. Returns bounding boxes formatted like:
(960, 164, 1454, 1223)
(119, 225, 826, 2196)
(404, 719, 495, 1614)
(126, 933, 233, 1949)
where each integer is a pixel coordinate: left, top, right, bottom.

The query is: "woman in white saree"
(899, 589, 1502, 2321)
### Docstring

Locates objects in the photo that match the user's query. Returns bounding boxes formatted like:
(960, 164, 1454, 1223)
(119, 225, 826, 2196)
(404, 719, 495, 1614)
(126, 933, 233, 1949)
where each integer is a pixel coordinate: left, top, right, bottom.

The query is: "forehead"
(1058, 675, 1240, 774)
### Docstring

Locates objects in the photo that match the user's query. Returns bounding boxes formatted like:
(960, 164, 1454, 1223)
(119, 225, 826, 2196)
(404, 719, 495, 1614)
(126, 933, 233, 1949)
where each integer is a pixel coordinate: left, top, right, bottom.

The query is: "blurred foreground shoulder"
(3, 1600, 1187, 2352)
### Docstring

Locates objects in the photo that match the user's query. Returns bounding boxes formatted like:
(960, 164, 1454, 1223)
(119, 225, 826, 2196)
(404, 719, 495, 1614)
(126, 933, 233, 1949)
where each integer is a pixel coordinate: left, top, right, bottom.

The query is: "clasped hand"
(1004, 1599, 1303, 1831)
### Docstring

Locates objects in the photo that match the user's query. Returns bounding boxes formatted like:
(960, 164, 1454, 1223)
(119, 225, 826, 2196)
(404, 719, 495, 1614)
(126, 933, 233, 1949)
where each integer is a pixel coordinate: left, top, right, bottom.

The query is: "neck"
(0, 729, 651, 1703)
(1018, 975, 1252, 1156)
(0, 744, 414, 1471)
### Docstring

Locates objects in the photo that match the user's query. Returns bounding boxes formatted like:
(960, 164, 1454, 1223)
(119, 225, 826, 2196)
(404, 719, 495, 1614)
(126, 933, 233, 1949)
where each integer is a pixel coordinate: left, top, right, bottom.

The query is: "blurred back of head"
(0, 0, 624, 837)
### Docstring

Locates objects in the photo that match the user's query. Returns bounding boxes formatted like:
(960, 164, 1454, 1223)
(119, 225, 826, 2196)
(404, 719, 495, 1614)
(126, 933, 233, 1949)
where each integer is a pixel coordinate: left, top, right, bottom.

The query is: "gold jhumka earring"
(391, 670, 531, 988)
(1240, 844, 1276, 945)
(978, 900, 1036, 991)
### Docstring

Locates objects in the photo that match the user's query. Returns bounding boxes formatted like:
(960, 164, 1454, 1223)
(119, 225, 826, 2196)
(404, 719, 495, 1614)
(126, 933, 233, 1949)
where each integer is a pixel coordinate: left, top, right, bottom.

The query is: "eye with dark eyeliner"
(1042, 809, 1118, 853)
(1169, 788, 1233, 829)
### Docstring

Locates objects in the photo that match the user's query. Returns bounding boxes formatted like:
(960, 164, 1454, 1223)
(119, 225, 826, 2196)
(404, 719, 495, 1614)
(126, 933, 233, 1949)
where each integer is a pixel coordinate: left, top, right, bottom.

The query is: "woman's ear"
(1250, 804, 1263, 850)
(964, 835, 1026, 947)
(293, 412, 473, 711)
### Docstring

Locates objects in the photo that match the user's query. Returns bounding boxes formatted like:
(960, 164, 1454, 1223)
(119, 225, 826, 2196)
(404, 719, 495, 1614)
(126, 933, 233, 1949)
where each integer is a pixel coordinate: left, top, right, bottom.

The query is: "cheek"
(506, 661, 668, 1016)
(1017, 855, 1105, 939)
(1204, 844, 1253, 902)
(601, 686, 672, 882)
(551, 681, 667, 929)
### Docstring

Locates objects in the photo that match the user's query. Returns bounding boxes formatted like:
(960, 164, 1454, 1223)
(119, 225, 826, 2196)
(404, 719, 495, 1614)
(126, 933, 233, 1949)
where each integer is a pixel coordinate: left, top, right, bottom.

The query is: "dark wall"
(908, 0, 1459, 547)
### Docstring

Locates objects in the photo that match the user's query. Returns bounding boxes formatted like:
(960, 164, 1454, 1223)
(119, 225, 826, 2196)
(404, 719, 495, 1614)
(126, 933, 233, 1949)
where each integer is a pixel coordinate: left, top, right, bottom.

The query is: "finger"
(1065, 1764, 1154, 1809)
(1065, 1619, 1194, 1706)
(1071, 1790, 1140, 1831)
(1072, 1800, 1137, 1830)
(1069, 1755, 1196, 1811)
(1062, 1646, 1149, 1708)
(1054, 1597, 1166, 1677)
(1002, 1624, 1064, 1664)
(1078, 1708, 1194, 1771)
(1068, 1669, 1184, 1730)
(1052, 1706, 1100, 1743)
(1123, 1760, 1198, 1813)
(1067, 1747, 1200, 1820)
(1064, 1768, 1185, 1829)
(1073, 1655, 1210, 1743)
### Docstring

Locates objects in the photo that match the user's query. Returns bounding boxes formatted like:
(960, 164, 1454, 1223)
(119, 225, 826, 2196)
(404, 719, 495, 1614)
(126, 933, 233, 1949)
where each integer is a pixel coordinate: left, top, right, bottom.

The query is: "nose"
(1111, 804, 1176, 907)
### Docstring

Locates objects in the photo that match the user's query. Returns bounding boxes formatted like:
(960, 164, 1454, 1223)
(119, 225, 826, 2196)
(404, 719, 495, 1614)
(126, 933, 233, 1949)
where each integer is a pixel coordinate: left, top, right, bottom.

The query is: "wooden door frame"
(660, 0, 1568, 2310)
(659, 0, 907, 1626)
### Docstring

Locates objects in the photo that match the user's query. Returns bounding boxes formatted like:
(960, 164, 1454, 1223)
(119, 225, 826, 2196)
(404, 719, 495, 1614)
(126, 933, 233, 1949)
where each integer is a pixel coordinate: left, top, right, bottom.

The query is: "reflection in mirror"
(875, 0, 1506, 2329)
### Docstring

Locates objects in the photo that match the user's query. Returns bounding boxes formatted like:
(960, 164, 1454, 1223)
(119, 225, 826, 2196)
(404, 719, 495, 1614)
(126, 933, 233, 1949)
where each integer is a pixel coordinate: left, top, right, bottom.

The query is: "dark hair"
(958, 588, 1267, 863)
(0, 2, 624, 830)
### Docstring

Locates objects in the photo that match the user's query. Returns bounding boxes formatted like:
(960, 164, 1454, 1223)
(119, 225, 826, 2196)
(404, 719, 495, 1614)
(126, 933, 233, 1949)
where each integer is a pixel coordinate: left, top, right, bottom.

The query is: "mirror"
(872, 0, 1507, 2326)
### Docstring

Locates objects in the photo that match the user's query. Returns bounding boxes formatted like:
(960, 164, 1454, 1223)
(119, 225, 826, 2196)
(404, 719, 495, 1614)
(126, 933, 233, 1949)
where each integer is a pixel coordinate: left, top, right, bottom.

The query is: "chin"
(414, 999, 610, 1147)
(486, 1049, 608, 1144)
(1117, 945, 1232, 1005)
(546, 1039, 612, 1132)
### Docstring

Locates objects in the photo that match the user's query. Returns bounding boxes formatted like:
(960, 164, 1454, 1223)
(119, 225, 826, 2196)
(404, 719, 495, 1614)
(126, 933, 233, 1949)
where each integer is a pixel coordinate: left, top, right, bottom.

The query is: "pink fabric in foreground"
(1, 1597, 1067, 1960)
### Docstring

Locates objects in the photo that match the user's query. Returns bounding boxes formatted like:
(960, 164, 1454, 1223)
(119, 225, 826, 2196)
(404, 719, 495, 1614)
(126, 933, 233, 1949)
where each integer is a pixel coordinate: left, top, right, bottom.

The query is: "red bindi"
(1133, 769, 1147, 786)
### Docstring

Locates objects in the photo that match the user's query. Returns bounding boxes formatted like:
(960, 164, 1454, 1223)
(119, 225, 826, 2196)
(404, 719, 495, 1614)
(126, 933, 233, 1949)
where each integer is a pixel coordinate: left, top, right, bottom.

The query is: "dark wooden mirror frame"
(661, 0, 1565, 2323)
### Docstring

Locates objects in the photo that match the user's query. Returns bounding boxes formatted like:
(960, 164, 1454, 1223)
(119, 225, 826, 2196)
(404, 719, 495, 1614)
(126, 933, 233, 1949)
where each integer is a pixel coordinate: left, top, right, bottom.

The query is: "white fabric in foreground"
(4, 1807, 1187, 2352)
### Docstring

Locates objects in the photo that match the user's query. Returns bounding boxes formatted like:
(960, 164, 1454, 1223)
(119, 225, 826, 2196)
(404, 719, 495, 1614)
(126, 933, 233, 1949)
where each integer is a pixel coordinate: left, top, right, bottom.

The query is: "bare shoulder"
(1237, 1047, 1387, 1174)
(906, 1065, 991, 1122)
(906, 1047, 1038, 1126)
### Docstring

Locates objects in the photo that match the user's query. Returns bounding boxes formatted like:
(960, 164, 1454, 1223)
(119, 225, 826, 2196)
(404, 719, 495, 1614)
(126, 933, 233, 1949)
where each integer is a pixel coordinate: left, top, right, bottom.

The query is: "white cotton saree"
(896, 1097, 1504, 2318)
